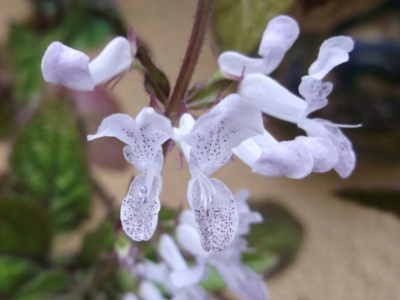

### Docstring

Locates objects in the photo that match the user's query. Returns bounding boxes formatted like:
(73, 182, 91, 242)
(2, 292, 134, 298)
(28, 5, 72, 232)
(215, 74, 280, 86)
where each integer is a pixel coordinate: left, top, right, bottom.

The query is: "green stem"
(165, 0, 215, 124)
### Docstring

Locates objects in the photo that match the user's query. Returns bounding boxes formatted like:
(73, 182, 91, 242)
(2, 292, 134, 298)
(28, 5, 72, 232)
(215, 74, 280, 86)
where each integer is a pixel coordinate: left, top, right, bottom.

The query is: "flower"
(88, 107, 173, 240)
(237, 36, 358, 178)
(41, 37, 134, 91)
(218, 15, 299, 79)
(174, 94, 264, 251)
(176, 191, 268, 300)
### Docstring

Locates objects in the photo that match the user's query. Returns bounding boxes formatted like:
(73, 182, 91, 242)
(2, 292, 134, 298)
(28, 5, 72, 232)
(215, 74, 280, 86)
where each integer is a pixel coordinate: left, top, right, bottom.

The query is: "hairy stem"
(165, 0, 215, 124)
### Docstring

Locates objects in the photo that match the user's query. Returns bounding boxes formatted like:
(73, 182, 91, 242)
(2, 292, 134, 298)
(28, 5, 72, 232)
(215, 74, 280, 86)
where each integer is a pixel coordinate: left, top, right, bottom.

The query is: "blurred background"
(0, 0, 399, 299)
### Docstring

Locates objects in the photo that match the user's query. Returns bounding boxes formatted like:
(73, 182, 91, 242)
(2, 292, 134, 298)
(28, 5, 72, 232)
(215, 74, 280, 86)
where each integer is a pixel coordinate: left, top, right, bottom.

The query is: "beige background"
(1, 1, 400, 299)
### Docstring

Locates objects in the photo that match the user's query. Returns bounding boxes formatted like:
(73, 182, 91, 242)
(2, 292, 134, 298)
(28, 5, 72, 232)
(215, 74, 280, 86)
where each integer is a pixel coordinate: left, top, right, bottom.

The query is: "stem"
(165, 0, 215, 124)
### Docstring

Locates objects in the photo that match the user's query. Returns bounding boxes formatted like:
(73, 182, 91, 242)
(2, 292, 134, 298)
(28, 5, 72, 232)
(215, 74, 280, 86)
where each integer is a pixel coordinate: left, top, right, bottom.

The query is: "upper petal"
(89, 37, 134, 85)
(239, 74, 307, 123)
(184, 94, 264, 175)
(218, 52, 266, 78)
(120, 174, 162, 241)
(259, 15, 300, 74)
(187, 178, 238, 252)
(308, 36, 354, 80)
(41, 42, 95, 90)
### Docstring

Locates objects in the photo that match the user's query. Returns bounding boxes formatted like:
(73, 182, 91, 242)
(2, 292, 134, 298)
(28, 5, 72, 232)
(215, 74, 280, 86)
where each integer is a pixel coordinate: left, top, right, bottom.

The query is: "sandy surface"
(1, 0, 400, 299)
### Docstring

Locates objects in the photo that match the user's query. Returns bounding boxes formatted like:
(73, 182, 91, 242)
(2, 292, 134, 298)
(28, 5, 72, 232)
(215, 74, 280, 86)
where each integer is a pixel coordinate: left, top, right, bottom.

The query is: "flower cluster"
(41, 15, 357, 254)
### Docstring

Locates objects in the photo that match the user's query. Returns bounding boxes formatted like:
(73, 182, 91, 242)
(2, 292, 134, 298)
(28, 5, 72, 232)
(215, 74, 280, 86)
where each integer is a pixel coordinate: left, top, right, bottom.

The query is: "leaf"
(0, 255, 40, 293)
(213, 0, 294, 53)
(244, 201, 304, 278)
(187, 78, 233, 109)
(136, 41, 171, 104)
(0, 199, 51, 260)
(76, 219, 114, 266)
(14, 269, 69, 300)
(10, 99, 91, 231)
(335, 185, 400, 217)
(200, 266, 226, 292)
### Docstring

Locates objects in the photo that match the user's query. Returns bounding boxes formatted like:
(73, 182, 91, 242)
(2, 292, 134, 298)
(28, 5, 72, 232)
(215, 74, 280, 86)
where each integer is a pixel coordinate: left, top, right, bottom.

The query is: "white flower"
(218, 15, 299, 79)
(238, 36, 358, 178)
(88, 108, 173, 241)
(174, 94, 264, 251)
(41, 37, 134, 91)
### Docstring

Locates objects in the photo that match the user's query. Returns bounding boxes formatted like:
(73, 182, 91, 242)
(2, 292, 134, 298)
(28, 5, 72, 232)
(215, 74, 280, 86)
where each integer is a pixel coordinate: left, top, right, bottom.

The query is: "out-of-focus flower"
(41, 37, 134, 91)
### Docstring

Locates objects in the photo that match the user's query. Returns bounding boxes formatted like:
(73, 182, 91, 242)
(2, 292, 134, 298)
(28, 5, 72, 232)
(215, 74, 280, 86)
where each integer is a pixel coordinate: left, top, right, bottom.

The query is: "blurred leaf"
(0, 199, 51, 260)
(245, 201, 303, 278)
(335, 185, 400, 217)
(76, 219, 114, 266)
(14, 268, 69, 300)
(0, 255, 40, 293)
(136, 42, 170, 104)
(187, 78, 232, 109)
(10, 99, 91, 231)
(213, 0, 293, 53)
(200, 266, 226, 292)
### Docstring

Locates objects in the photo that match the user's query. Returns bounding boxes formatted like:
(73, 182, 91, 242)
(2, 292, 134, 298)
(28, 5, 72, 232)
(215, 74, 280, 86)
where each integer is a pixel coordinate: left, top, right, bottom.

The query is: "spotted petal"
(240, 74, 307, 123)
(188, 178, 238, 252)
(41, 42, 95, 90)
(258, 15, 300, 74)
(252, 138, 314, 179)
(308, 36, 354, 80)
(299, 77, 332, 115)
(184, 94, 264, 176)
(120, 174, 161, 241)
(299, 118, 355, 178)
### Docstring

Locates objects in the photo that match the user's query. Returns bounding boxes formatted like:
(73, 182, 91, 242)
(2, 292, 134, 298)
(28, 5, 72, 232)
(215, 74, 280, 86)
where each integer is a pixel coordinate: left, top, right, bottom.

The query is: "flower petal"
(296, 136, 339, 173)
(185, 94, 264, 175)
(252, 139, 314, 179)
(218, 52, 266, 78)
(41, 42, 95, 90)
(89, 37, 134, 85)
(188, 178, 238, 252)
(139, 281, 165, 300)
(308, 36, 354, 80)
(159, 234, 187, 271)
(235, 189, 263, 236)
(298, 77, 332, 115)
(172, 285, 208, 300)
(259, 15, 300, 74)
(121, 174, 161, 241)
(170, 263, 205, 288)
(176, 224, 208, 258)
(299, 119, 355, 178)
(239, 74, 307, 123)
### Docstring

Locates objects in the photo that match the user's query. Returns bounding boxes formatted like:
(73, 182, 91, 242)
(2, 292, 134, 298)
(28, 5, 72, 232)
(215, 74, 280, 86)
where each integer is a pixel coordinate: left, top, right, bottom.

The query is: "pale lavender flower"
(174, 94, 264, 251)
(88, 108, 173, 241)
(41, 37, 134, 91)
(238, 36, 358, 178)
(218, 15, 299, 78)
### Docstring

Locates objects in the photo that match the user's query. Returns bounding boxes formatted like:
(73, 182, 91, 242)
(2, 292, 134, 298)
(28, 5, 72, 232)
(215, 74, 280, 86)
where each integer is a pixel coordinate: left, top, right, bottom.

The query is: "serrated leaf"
(136, 42, 170, 104)
(14, 269, 69, 300)
(0, 255, 40, 293)
(0, 199, 51, 260)
(335, 185, 400, 217)
(213, 0, 294, 53)
(10, 99, 91, 231)
(245, 201, 303, 278)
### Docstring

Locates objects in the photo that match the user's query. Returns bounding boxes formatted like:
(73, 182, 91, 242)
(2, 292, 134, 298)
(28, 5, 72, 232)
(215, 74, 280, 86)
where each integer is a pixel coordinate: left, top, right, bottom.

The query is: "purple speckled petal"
(187, 178, 238, 252)
(121, 174, 161, 241)
(299, 77, 332, 115)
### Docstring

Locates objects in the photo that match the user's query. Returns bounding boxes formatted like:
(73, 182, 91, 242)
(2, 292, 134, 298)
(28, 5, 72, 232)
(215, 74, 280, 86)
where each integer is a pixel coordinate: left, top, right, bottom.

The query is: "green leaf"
(200, 266, 226, 292)
(14, 268, 69, 300)
(0, 255, 40, 293)
(245, 201, 304, 278)
(335, 185, 400, 217)
(187, 78, 233, 109)
(10, 99, 91, 231)
(136, 42, 171, 104)
(0, 199, 51, 260)
(213, 0, 294, 53)
(76, 219, 114, 266)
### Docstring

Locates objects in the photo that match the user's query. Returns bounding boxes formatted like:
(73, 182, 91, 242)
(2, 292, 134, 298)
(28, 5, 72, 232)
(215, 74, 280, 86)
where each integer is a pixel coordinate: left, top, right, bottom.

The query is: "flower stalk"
(165, 0, 215, 124)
